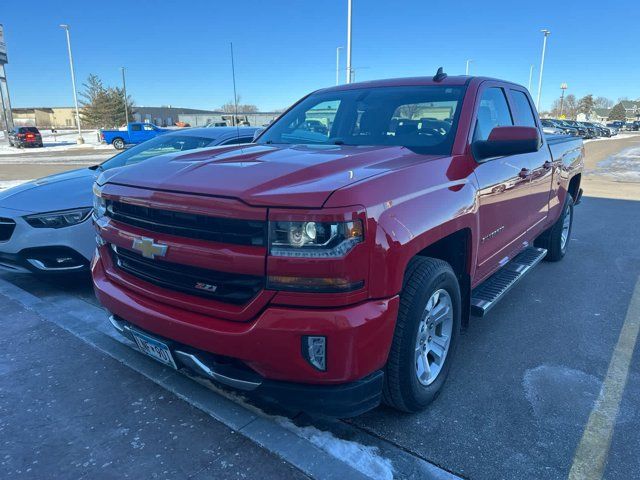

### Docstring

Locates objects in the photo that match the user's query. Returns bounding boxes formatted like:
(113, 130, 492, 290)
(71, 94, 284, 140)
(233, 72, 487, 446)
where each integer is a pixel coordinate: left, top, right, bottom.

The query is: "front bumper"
(109, 314, 384, 417)
(93, 251, 399, 413)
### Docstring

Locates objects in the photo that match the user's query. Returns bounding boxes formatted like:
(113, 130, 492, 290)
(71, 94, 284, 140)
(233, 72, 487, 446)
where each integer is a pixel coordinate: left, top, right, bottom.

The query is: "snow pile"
(189, 375, 394, 480)
(275, 416, 394, 480)
(0, 130, 112, 156)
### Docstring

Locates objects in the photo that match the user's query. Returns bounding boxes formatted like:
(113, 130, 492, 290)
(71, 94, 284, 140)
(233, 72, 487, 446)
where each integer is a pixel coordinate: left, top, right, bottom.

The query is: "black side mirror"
(473, 126, 541, 161)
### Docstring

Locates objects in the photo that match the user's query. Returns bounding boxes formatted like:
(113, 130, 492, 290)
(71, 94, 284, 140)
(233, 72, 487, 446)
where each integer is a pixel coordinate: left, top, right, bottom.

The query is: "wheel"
(112, 138, 125, 150)
(383, 257, 461, 412)
(536, 193, 574, 262)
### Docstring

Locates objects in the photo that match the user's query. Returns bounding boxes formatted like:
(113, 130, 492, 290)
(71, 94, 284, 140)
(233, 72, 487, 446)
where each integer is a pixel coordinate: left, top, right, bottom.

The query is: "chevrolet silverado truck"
(100, 122, 168, 150)
(92, 72, 584, 417)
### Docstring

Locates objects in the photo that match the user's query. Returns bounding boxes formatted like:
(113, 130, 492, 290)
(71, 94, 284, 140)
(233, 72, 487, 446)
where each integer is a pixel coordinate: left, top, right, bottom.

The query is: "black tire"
(112, 138, 125, 150)
(536, 193, 574, 262)
(383, 257, 461, 412)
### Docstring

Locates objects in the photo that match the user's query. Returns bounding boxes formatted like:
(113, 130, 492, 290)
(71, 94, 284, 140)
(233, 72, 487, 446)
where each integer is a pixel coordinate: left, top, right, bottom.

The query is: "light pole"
(336, 47, 343, 85)
(465, 59, 473, 75)
(528, 65, 534, 92)
(60, 24, 83, 144)
(536, 29, 551, 111)
(121, 67, 129, 126)
(346, 0, 352, 84)
(559, 82, 568, 117)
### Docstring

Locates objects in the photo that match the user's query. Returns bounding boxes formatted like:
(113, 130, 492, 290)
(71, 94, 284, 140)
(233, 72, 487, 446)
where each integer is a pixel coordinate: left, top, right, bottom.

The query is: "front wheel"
(383, 257, 461, 412)
(112, 138, 125, 150)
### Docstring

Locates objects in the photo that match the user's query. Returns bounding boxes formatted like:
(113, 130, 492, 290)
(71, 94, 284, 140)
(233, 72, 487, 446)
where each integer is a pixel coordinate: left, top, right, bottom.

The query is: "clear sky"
(2, 0, 639, 112)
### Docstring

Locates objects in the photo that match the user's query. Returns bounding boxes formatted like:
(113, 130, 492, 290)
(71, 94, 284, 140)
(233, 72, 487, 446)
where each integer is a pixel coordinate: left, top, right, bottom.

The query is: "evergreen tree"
(608, 102, 627, 121)
(577, 94, 595, 117)
(79, 74, 135, 128)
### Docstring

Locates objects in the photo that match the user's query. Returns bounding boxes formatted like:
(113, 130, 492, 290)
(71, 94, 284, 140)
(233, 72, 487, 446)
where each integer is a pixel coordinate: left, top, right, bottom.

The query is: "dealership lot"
(1, 135, 639, 479)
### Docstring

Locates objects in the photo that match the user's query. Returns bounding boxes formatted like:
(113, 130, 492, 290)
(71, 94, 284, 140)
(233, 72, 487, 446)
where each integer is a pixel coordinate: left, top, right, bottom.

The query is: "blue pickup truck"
(100, 122, 169, 149)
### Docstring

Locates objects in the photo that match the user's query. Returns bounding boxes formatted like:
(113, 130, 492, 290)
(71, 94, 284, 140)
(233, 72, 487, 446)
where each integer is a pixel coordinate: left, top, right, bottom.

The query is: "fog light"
(302, 336, 326, 371)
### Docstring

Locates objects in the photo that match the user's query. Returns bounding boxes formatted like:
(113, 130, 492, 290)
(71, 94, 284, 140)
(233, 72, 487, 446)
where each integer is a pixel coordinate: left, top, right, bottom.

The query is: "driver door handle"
(543, 160, 553, 170)
(518, 168, 531, 179)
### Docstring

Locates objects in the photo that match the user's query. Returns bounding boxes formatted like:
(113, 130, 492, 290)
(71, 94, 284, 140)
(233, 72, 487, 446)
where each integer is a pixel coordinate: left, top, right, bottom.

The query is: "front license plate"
(131, 329, 177, 369)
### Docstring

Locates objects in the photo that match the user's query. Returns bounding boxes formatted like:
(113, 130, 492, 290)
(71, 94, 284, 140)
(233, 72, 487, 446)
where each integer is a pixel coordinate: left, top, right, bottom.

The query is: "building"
(619, 101, 640, 122)
(177, 111, 281, 127)
(132, 106, 221, 127)
(12, 107, 78, 129)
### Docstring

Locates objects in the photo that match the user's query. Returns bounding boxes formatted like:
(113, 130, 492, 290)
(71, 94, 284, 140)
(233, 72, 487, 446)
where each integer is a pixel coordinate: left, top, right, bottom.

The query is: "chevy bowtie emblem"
(132, 236, 167, 259)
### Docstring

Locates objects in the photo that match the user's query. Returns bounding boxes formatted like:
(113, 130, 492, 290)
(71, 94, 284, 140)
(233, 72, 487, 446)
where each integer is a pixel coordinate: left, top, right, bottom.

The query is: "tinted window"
(510, 90, 537, 128)
(131, 124, 142, 131)
(19, 127, 40, 134)
(258, 86, 466, 155)
(100, 135, 213, 171)
(473, 88, 513, 142)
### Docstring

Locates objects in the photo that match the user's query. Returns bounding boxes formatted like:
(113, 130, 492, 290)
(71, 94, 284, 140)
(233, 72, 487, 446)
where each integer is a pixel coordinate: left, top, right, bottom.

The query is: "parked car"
(607, 121, 625, 131)
(595, 123, 616, 136)
(559, 120, 588, 138)
(541, 119, 576, 136)
(0, 127, 258, 275)
(101, 122, 169, 150)
(93, 73, 583, 417)
(583, 122, 609, 137)
(627, 121, 640, 131)
(8, 126, 43, 148)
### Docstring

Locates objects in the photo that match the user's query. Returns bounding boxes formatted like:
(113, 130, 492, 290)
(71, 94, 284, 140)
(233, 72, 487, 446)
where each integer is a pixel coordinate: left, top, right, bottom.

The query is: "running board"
(471, 247, 547, 317)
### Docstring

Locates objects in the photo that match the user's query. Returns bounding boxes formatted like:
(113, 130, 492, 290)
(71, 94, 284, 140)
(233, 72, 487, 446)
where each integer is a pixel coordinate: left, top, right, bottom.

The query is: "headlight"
(92, 184, 106, 220)
(269, 220, 363, 257)
(24, 207, 92, 229)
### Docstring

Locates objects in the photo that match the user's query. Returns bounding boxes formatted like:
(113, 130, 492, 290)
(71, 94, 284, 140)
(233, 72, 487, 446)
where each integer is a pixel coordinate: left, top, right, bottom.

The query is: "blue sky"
(3, 0, 639, 112)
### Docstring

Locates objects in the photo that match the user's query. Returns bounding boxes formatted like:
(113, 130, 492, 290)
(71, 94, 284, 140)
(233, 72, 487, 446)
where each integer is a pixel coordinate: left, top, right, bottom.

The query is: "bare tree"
(220, 94, 258, 114)
(594, 96, 614, 109)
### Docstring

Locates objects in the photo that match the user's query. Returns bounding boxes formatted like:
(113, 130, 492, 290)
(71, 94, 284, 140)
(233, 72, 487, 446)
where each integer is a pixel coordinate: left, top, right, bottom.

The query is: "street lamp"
(336, 47, 343, 85)
(465, 59, 473, 76)
(559, 82, 568, 117)
(346, 0, 353, 84)
(528, 65, 534, 92)
(536, 29, 551, 111)
(121, 67, 129, 126)
(60, 24, 83, 144)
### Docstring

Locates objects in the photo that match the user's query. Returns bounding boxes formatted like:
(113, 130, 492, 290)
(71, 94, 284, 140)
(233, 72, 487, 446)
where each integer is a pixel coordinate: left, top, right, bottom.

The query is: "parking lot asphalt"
(0, 137, 639, 479)
(0, 290, 309, 480)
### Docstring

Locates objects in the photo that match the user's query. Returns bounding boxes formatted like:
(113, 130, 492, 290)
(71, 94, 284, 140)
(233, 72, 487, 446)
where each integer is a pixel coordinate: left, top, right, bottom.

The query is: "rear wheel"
(383, 257, 461, 412)
(536, 193, 574, 262)
(112, 138, 125, 150)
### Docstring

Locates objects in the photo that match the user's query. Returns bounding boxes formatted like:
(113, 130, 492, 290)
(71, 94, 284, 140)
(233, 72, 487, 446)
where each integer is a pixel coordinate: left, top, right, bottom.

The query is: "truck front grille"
(106, 200, 266, 246)
(110, 245, 264, 305)
(0, 218, 16, 241)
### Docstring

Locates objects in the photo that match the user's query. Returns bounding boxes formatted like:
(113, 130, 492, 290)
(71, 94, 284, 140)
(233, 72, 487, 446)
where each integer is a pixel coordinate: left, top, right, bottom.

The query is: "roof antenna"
(433, 67, 447, 82)
(230, 42, 240, 140)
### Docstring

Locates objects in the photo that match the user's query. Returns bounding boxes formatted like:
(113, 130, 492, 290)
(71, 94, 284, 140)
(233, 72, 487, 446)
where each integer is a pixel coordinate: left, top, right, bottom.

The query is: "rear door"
(472, 83, 539, 283)
(506, 87, 553, 236)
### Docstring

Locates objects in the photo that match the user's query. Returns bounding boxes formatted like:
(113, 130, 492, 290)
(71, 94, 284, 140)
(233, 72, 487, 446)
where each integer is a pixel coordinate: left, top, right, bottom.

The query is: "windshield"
(257, 85, 466, 155)
(100, 134, 214, 171)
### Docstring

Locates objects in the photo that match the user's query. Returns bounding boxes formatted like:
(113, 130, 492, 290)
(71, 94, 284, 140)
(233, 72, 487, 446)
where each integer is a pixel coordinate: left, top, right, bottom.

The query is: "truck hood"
(100, 144, 440, 207)
(0, 167, 97, 213)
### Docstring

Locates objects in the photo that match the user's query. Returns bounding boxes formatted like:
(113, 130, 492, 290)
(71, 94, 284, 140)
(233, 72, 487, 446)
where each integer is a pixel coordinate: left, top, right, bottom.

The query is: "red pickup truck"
(92, 72, 583, 417)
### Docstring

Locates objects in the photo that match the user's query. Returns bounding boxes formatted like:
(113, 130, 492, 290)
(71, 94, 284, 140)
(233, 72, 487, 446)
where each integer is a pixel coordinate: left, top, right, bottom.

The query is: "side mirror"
(472, 126, 540, 161)
(252, 127, 265, 142)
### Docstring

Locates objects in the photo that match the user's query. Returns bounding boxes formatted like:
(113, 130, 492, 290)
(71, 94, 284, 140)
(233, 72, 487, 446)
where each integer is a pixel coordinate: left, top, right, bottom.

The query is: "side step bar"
(471, 247, 547, 317)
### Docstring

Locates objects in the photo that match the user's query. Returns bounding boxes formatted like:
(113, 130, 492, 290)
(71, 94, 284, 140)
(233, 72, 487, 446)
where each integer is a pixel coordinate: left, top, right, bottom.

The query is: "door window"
(510, 90, 538, 128)
(131, 124, 142, 131)
(473, 88, 513, 142)
(143, 124, 155, 131)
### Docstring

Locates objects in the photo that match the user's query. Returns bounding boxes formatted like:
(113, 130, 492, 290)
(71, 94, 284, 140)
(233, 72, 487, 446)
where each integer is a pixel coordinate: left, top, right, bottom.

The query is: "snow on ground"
(583, 132, 640, 144)
(0, 129, 113, 156)
(189, 375, 394, 480)
(0, 180, 31, 191)
(590, 145, 640, 182)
